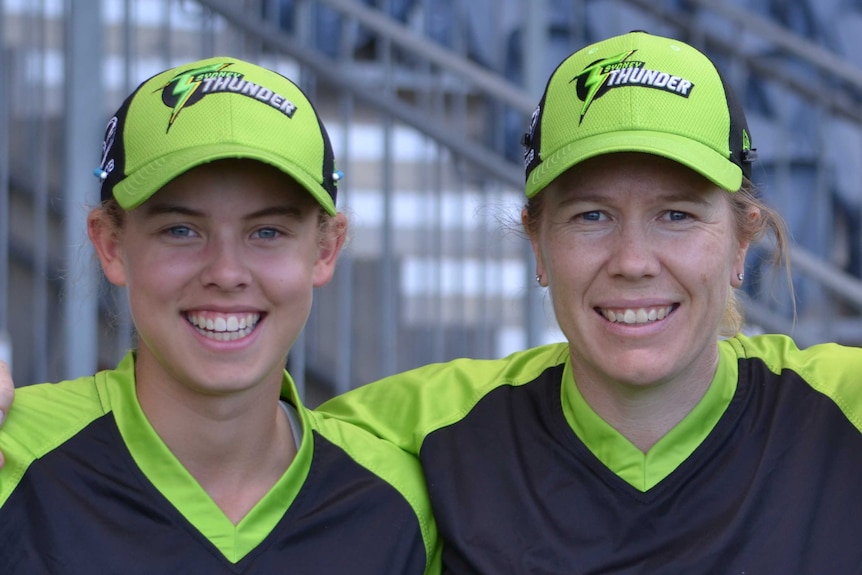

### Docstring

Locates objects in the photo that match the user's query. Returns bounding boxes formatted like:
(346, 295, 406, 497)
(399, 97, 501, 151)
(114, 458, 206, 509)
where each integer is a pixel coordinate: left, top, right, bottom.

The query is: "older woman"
(316, 31, 862, 572)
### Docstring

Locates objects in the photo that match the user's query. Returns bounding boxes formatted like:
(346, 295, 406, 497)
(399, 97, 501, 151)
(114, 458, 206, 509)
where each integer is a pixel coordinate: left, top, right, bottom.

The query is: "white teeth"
(602, 306, 673, 325)
(186, 312, 260, 340)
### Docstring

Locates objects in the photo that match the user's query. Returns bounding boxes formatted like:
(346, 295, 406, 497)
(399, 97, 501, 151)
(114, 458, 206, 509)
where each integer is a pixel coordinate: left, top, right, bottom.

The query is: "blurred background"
(3, 0, 862, 404)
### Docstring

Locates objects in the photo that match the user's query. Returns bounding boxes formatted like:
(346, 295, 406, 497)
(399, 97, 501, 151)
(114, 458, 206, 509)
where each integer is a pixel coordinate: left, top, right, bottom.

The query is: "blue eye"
(581, 211, 604, 221)
(254, 227, 280, 240)
(667, 211, 688, 221)
(167, 225, 193, 237)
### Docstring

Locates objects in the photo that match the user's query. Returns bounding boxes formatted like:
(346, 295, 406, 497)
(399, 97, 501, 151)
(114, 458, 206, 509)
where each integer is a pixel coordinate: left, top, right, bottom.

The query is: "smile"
(600, 305, 675, 325)
(186, 312, 261, 341)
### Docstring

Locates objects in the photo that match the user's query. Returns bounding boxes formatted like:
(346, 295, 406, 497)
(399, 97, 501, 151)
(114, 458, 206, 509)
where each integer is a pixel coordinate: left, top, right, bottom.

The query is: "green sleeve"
(308, 409, 442, 573)
(316, 343, 570, 456)
(316, 364, 464, 456)
(728, 333, 862, 433)
(0, 377, 104, 506)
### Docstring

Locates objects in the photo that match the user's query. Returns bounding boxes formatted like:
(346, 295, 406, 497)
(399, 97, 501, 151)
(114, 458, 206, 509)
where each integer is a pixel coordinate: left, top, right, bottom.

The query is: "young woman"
(0, 57, 439, 573)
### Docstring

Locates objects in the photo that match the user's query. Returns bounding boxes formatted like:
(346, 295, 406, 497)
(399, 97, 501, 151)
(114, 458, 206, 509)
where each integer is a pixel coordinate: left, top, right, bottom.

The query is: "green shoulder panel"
(307, 409, 442, 574)
(316, 343, 571, 455)
(726, 333, 862, 433)
(0, 374, 106, 506)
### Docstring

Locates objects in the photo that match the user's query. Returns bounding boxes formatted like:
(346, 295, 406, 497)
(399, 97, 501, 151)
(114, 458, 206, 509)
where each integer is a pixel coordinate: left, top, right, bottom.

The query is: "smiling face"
(91, 159, 345, 399)
(526, 153, 749, 393)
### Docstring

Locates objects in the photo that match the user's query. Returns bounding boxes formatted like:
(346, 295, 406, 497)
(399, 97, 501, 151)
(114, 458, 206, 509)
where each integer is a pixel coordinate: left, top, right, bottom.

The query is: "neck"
(135, 371, 297, 524)
(571, 358, 718, 453)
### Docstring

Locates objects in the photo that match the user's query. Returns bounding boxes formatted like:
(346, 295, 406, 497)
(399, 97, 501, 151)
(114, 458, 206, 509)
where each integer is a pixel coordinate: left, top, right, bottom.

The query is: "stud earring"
(737, 273, 745, 282)
(536, 274, 542, 285)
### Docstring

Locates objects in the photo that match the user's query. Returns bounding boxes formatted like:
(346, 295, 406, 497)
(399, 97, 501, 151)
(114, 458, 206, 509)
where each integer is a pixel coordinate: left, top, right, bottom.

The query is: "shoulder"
(0, 375, 108, 504)
(725, 332, 862, 375)
(317, 343, 569, 441)
(2, 377, 107, 449)
(306, 407, 428, 493)
(400, 341, 569, 383)
(304, 408, 439, 563)
(330, 342, 569, 410)
(725, 332, 862, 429)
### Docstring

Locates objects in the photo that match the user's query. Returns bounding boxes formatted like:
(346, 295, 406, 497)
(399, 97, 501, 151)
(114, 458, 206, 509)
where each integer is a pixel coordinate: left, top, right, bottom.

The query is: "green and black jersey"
(0, 353, 440, 574)
(320, 333, 862, 574)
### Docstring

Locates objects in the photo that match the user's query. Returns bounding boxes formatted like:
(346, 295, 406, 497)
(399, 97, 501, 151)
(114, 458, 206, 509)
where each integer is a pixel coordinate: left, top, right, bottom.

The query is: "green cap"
(523, 31, 756, 197)
(96, 56, 339, 214)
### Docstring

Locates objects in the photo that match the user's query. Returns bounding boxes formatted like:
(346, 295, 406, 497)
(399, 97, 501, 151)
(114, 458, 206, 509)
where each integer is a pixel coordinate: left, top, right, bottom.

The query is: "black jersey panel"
(421, 359, 862, 574)
(261, 430, 429, 574)
(0, 420, 427, 574)
(0, 414, 224, 573)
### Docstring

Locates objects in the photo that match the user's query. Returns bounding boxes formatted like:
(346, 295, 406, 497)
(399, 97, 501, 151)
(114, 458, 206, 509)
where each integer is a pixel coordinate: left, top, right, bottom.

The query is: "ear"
(312, 213, 349, 287)
(88, 210, 128, 287)
(731, 207, 759, 288)
(522, 208, 547, 287)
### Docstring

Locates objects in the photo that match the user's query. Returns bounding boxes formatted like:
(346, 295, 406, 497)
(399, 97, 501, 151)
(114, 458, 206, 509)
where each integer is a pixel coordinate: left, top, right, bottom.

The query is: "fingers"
(0, 361, 10, 469)
(0, 360, 11, 427)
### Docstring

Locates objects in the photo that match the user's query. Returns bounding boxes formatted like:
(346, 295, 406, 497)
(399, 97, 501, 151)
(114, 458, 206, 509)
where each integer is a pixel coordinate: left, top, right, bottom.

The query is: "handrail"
(685, 0, 862, 91)
(791, 244, 862, 310)
(625, 0, 862, 124)
(318, 0, 536, 114)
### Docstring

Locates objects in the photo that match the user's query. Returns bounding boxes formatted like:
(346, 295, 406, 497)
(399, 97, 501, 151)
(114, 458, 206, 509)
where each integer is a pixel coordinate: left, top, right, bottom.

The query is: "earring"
(536, 274, 542, 285)
(737, 273, 745, 282)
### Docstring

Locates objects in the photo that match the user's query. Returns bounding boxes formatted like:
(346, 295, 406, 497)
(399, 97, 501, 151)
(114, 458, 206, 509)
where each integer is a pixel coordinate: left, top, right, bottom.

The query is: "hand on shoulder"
(0, 360, 13, 468)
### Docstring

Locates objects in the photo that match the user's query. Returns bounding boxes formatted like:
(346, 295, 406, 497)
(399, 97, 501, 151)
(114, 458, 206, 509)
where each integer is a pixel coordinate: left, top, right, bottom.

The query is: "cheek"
(122, 247, 202, 302)
(270, 272, 310, 295)
(693, 236, 739, 289)
(258, 253, 318, 294)
(543, 234, 592, 275)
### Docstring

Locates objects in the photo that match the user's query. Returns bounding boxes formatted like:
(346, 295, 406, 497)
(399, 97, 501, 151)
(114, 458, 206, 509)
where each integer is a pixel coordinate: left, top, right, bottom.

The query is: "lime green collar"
(105, 352, 311, 563)
(560, 341, 737, 492)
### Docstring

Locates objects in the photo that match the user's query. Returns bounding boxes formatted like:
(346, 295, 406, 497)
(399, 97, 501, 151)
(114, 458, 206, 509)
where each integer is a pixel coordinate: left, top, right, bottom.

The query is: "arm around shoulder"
(316, 358, 493, 456)
(316, 347, 563, 456)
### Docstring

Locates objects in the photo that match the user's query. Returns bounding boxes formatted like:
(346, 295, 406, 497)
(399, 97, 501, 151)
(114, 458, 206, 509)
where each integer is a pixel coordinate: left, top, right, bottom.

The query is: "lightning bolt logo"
(159, 62, 232, 132)
(573, 50, 636, 124)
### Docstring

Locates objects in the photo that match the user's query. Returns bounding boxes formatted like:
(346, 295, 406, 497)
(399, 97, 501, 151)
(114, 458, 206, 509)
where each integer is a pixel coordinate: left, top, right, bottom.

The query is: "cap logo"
(574, 49, 695, 125)
(523, 104, 541, 168)
(158, 62, 299, 132)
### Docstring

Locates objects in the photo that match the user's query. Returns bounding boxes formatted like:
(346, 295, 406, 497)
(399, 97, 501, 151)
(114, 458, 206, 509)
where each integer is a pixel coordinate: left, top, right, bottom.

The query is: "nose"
(199, 234, 251, 291)
(605, 222, 661, 280)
